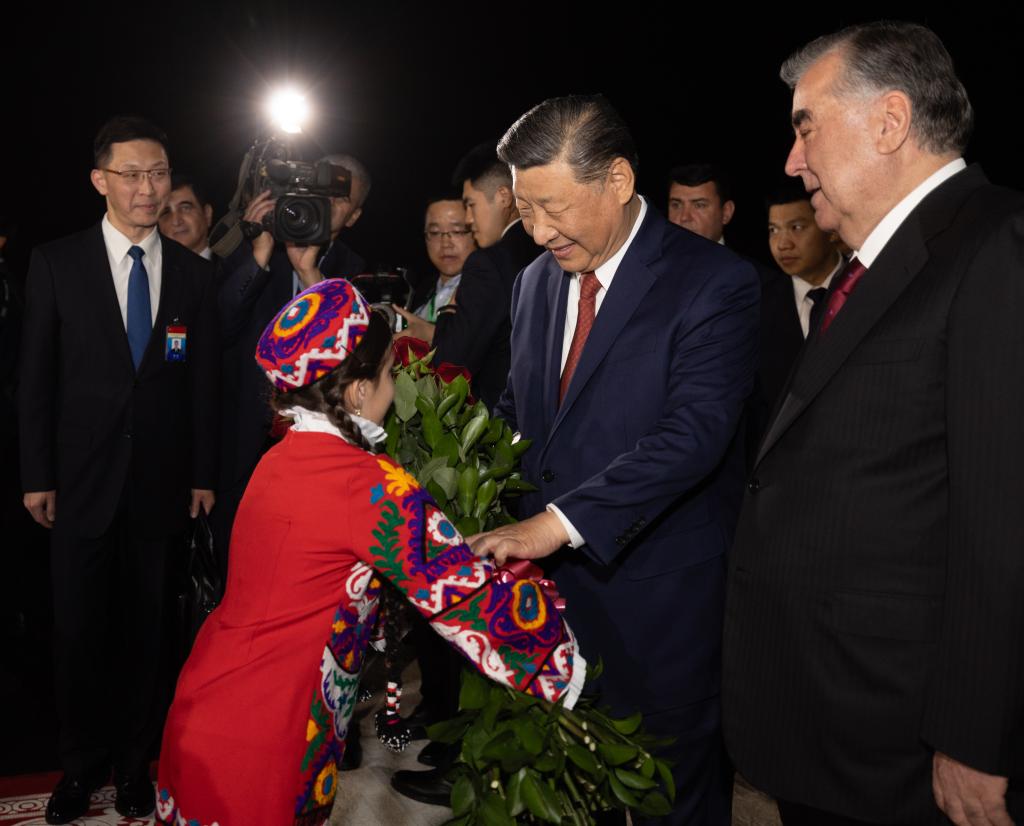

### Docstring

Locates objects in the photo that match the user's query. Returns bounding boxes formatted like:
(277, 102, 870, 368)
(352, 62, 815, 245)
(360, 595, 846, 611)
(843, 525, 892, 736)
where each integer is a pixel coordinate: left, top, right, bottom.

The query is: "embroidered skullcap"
(256, 278, 372, 392)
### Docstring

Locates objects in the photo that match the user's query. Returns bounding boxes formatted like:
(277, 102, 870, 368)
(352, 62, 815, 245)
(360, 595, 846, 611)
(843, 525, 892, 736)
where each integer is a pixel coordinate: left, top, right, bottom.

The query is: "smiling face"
(768, 199, 838, 284)
(424, 199, 475, 278)
(784, 51, 881, 248)
(159, 185, 213, 254)
(91, 139, 170, 243)
(512, 158, 635, 274)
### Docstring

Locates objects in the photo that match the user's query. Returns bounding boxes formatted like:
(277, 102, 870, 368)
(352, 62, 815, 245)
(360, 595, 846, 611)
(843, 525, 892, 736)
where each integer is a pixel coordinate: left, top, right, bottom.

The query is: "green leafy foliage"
(388, 353, 675, 823)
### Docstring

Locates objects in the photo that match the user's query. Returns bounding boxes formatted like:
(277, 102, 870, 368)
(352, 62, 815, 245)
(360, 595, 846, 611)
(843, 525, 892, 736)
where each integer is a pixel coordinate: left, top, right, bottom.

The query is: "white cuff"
(562, 646, 587, 711)
(546, 503, 585, 549)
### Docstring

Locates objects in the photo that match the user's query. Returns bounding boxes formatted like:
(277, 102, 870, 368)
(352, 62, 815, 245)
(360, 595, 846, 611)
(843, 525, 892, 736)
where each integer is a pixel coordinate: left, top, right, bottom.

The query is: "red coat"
(157, 430, 581, 825)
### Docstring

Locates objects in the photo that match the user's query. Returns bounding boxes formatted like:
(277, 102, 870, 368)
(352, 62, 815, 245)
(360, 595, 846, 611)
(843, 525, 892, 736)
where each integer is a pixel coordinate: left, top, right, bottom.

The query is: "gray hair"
(780, 21, 973, 155)
(322, 153, 372, 206)
(497, 94, 638, 185)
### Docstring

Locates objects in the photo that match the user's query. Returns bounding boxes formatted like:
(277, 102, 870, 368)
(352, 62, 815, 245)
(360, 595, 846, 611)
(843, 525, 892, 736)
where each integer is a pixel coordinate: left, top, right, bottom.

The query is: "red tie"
(559, 271, 600, 404)
(819, 257, 867, 335)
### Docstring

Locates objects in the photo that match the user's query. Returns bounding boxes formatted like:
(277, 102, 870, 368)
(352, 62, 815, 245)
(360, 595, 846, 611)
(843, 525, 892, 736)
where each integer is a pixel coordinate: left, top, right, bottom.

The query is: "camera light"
(267, 88, 310, 134)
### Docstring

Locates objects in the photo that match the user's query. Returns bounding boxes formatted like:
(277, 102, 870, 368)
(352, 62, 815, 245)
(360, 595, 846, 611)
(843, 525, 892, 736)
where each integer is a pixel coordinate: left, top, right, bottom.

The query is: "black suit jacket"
(433, 220, 540, 408)
(217, 237, 365, 493)
(18, 224, 219, 537)
(723, 165, 1024, 820)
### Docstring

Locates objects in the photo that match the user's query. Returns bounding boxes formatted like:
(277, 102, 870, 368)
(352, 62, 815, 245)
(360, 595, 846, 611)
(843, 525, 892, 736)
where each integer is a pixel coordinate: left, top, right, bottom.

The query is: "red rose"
(436, 361, 472, 385)
(393, 336, 431, 366)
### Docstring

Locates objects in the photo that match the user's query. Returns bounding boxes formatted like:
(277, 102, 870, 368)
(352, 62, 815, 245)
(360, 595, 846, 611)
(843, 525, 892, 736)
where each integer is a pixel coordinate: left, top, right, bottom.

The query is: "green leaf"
(511, 719, 545, 755)
(482, 417, 504, 445)
(532, 750, 559, 773)
(473, 479, 498, 520)
(609, 711, 642, 736)
(385, 415, 400, 456)
(502, 477, 539, 493)
(607, 771, 639, 807)
(450, 775, 476, 817)
(459, 671, 488, 711)
(414, 395, 436, 417)
(639, 753, 656, 779)
(505, 768, 527, 816)
(566, 744, 602, 777)
(478, 792, 516, 826)
(481, 730, 518, 761)
(494, 437, 515, 469)
(447, 373, 471, 404)
(656, 759, 676, 802)
(422, 411, 443, 449)
(433, 433, 460, 467)
(481, 685, 504, 732)
(433, 466, 458, 500)
(596, 743, 637, 766)
(460, 414, 489, 457)
(426, 480, 448, 509)
(418, 456, 448, 482)
(394, 371, 418, 422)
(425, 715, 472, 744)
(456, 516, 481, 537)
(511, 436, 533, 457)
(457, 466, 480, 516)
(613, 767, 657, 790)
(417, 374, 440, 402)
(521, 770, 563, 824)
(636, 790, 673, 817)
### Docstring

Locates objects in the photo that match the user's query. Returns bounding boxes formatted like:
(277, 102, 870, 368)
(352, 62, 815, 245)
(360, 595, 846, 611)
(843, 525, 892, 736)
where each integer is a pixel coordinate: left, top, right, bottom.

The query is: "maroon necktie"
(819, 257, 867, 335)
(559, 271, 600, 404)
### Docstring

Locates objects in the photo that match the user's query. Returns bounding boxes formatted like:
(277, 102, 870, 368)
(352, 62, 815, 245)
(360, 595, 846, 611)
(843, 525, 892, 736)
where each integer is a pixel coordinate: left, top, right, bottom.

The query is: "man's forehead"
(108, 139, 168, 165)
(670, 182, 720, 203)
(169, 187, 197, 204)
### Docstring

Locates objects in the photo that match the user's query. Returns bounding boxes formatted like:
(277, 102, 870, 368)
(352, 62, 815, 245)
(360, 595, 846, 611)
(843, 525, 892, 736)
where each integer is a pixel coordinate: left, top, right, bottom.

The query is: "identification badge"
(166, 325, 187, 362)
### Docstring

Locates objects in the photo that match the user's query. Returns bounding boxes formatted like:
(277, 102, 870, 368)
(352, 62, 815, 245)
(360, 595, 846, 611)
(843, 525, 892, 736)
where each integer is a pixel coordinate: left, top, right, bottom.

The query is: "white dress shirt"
(547, 195, 648, 548)
(792, 253, 844, 338)
(856, 158, 966, 267)
(101, 215, 162, 328)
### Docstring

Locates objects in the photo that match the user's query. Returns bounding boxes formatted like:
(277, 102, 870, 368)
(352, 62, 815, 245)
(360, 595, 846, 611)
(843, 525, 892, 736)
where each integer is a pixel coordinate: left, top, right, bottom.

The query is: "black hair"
(270, 310, 393, 452)
(497, 94, 638, 184)
(765, 177, 813, 210)
(668, 163, 732, 204)
(451, 141, 512, 194)
(170, 173, 211, 208)
(93, 114, 169, 168)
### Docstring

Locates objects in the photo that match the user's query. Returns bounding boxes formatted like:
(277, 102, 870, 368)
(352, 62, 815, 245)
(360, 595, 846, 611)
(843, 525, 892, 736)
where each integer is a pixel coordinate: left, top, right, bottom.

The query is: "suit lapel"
(546, 208, 662, 444)
(89, 224, 135, 374)
(542, 263, 570, 434)
(754, 165, 987, 467)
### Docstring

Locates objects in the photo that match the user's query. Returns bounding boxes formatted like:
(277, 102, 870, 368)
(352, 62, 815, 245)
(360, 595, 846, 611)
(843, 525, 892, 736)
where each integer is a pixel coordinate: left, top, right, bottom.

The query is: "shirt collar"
(501, 217, 523, 238)
(856, 158, 966, 268)
(101, 214, 160, 262)
(281, 405, 386, 448)
(589, 195, 648, 290)
(791, 252, 844, 304)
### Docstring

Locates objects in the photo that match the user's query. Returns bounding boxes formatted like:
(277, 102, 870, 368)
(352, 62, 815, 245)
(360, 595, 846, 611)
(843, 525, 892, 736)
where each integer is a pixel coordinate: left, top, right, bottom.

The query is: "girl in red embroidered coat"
(156, 279, 584, 826)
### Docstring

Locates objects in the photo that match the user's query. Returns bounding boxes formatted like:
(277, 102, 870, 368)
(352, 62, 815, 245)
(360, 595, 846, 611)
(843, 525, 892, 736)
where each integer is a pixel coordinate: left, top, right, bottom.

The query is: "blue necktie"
(126, 245, 153, 369)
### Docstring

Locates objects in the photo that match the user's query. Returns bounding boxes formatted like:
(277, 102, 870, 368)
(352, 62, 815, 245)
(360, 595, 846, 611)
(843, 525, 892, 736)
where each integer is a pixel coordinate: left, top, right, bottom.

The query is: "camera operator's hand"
(393, 305, 435, 344)
(286, 243, 324, 290)
(242, 190, 276, 269)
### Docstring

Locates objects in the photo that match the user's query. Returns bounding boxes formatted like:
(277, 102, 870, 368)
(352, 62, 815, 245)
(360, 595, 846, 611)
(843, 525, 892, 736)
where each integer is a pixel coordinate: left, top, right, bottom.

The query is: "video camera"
(237, 135, 351, 246)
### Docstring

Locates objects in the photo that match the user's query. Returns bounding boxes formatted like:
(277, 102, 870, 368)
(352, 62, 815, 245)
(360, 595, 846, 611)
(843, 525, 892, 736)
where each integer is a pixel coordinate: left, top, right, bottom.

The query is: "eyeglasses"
(103, 168, 172, 184)
(424, 228, 472, 242)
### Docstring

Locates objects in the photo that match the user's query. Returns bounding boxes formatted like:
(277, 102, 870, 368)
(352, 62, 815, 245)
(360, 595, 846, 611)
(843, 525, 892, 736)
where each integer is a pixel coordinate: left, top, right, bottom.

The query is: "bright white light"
(267, 89, 310, 134)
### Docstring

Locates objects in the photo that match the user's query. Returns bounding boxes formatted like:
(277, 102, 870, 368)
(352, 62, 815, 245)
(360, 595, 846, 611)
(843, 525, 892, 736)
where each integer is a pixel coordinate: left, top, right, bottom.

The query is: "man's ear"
(721, 199, 736, 226)
(90, 168, 108, 197)
(876, 90, 913, 155)
(345, 207, 363, 228)
(607, 157, 636, 206)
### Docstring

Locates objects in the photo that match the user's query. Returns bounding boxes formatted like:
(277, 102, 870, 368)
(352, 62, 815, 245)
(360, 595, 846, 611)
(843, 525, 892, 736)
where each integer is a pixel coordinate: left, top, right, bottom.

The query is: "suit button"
(541, 470, 555, 483)
(747, 478, 760, 493)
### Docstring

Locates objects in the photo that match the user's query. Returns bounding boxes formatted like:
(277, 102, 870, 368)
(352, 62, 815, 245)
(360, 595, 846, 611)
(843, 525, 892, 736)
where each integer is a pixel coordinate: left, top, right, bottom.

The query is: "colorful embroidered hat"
(256, 278, 372, 392)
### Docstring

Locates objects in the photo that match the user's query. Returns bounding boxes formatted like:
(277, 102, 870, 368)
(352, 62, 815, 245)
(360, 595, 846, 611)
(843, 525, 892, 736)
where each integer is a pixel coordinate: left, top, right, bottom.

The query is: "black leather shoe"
(417, 739, 456, 768)
(340, 731, 362, 771)
(390, 767, 453, 807)
(45, 772, 107, 825)
(114, 774, 155, 819)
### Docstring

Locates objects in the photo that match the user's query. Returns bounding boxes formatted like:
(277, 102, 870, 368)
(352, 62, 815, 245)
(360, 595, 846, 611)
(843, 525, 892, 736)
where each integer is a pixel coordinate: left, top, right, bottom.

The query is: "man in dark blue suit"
(471, 95, 759, 825)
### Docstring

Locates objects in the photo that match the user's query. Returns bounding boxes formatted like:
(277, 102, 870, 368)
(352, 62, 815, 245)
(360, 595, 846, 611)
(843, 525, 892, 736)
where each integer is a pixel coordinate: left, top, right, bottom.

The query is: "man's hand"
(242, 190, 276, 269)
(933, 751, 1013, 826)
(190, 489, 215, 519)
(468, 511, 570, 566)
(392, 305, 435, 344)
(286, 243, 323, 289)
(23, 490, 56, 528)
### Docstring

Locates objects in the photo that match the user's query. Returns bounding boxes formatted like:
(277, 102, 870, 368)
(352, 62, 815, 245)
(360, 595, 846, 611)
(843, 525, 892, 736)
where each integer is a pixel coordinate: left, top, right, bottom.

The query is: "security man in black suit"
(19, 115, 219, 823)
(395, 143, 539, 409)
(212, 153, 370, 575)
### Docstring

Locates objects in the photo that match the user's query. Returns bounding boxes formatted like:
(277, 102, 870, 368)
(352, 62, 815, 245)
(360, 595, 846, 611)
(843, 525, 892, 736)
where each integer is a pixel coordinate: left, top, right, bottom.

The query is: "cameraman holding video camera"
(212, 152, 371, 577)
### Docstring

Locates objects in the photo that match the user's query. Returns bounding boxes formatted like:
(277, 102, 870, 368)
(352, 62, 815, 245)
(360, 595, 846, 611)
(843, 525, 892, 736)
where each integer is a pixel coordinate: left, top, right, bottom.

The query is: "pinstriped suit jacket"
(722, 165, 1024, 822)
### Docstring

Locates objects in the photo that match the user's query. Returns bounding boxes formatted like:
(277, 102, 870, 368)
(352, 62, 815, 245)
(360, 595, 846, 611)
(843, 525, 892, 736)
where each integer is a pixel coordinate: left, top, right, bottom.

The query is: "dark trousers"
(51, 498, 176, 779)
(778, 789, 1023, 826)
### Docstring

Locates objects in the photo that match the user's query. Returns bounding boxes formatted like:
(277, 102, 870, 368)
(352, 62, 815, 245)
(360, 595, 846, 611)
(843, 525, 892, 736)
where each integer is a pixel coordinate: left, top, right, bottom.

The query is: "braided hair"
(270, 309, 392, 451)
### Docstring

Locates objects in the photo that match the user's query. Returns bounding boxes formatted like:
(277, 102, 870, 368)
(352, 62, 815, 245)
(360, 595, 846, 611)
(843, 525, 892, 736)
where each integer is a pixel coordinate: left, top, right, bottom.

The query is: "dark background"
(4, 2, 1024, 275)
(3, 2, 1023, 776)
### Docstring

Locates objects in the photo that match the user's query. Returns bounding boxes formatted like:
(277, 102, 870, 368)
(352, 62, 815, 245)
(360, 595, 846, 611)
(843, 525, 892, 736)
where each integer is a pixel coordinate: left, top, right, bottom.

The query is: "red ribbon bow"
(494, 559, 566, 613)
